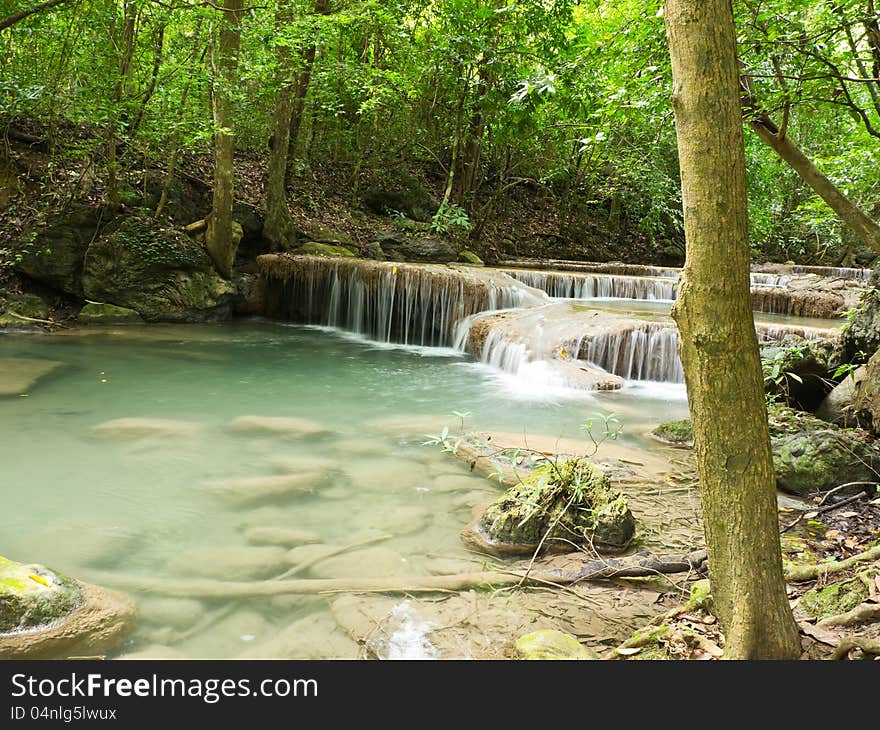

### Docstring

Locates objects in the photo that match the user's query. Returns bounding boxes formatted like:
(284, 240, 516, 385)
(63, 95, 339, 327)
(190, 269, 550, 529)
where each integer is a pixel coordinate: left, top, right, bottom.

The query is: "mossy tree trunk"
(663, 0, 802, 659)
(264, 3, 296, 249)
(205, 0, 244, 279)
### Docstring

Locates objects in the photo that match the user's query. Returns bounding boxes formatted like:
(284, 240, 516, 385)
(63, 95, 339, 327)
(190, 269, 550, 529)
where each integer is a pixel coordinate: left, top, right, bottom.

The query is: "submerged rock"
(226, 415, 328, 439)
(0, 357, 62, 396)
(0, 556, 134, 659)
(309, 547, 411, 579)
(82, 217, 234, 322)
(515, 629, 599, 660)
(203, 471, 327, 504)
(243, 525, 321, 548)
(461, 458, 636, 556)
(169, 545, 287, 581)
(92, 417, 202, 440)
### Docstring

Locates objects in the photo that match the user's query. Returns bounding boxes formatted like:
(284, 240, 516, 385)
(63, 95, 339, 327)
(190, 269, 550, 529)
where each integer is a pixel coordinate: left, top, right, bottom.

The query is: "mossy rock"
(0, 556, 82, 633)
(303, 226, 353, 246)
(364, 241, 386, 261)
(0, 293, 50, 327)
(300, 242, 356, 258)
(515, 629, 599, 660)
(461, 458, 635, 555)
(651, 419, 693, 446)
(81, 216, 234, 322)
(78, 302, 142, 324)
(458, 250, 484, 266)
(800, 577, 868, 620)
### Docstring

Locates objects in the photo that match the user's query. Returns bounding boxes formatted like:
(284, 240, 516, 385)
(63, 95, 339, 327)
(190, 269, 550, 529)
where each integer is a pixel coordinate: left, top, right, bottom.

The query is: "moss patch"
(300, 242, 356, 258)
(651, 419, 693, 445)
(457, 250, 484, 266)
(800, 577, 868, 620)
(0, 556, 82, 633)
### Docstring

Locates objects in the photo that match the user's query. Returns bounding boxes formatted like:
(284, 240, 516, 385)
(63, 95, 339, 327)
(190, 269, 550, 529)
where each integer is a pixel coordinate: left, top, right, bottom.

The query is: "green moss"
(0, 556, 82, 633)
(0, 293, 50, 325)
(78, 302, 142, 323)
(515, 629, 598, 660)
(457, 250, 484, 266)
(652, 419, 693, 444)
(477, 458, 635, 551)
(800, 578, 868, 620)
(301, 242, 356, 258)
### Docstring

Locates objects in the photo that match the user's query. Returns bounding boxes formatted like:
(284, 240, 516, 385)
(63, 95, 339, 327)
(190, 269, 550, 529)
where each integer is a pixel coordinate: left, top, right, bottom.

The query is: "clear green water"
(0, 320, 689, 658)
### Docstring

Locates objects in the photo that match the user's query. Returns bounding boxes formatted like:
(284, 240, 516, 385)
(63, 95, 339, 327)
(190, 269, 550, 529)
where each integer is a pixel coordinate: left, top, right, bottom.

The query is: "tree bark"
(747, 114, 880, 253)
(664, 0, 802, 659)
(205, 0, 244, 279)
(0, 0, 71, 32)
(264, 4, 297, 249)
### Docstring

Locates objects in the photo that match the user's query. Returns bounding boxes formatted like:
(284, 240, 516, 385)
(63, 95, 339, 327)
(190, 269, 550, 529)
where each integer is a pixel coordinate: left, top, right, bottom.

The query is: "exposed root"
(818, 602, 880, 628)
(785, 545, 880, 582)
(830, 637, 880, 660)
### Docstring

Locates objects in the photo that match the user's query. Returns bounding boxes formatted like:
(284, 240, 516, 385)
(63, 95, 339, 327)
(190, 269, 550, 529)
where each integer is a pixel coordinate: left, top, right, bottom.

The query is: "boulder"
(841, 270, 880, 361)
(82, 217, 234, 322)
(232, 272, 264, 315)
(461, 458, 635, 556)
(853, 349, 880, 434)
(816, 366, 866, 427)
(0, 292, 50, 328)
(0, 556, 135, 659)
(15, 207, 100, 297)
(371, 232, 457, 263)
(458, 250, 484, 266)
(77, 302, 142, 324)
(203, 471, 327, 504)
(760, 334, 839, 411)
(362, 177, 436, 222)
(769, 405, 880, 496)
(515, 629, 599, 660)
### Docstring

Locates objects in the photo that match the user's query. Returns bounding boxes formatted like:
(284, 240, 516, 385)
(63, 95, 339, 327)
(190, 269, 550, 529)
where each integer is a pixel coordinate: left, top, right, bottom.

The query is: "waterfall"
(259, 256, 545, 348)
(505, 270, 677, 300)
(750, 273, 791, 287)
(574, 323, 684, 383)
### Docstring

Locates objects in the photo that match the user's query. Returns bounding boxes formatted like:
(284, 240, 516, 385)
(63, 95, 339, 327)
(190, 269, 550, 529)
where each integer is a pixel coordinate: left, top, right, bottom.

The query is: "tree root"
(830, 636, 880, 660)
(5, 311, 67, 328)
(818, 602, 880, 628)
(784, 545, 880, 582)
(84, 548, 709, 599)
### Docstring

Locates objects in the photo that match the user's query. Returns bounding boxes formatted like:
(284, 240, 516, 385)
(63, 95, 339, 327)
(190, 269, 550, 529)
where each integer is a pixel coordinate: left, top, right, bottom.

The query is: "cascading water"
(574, 324, 684, 384)
(504, 270, 677, 301)
(260, 256, 545, 348)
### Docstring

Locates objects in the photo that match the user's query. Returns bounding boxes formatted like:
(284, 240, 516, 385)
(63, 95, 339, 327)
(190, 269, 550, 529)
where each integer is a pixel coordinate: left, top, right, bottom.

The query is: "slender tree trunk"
(205, 0, 244, 279)
(107, 0, 137, 208)
(664, 0, 802, 659)
(286, 0, 330, 168)
(264, 4, 296, 249)
(748, 115, 880, 253)
(129, 23, 166, 138)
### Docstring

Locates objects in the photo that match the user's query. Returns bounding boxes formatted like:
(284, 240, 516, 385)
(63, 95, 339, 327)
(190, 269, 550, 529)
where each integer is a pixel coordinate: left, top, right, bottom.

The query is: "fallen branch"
(830, 636, 880, 660)
(785, 545, 880, 582)
(5, 311, 68, 328)
(84, 548, 708, 599)
(818, 602, 880, 628)
(272, 533, 393, 581)
(781, 491, 868, 533)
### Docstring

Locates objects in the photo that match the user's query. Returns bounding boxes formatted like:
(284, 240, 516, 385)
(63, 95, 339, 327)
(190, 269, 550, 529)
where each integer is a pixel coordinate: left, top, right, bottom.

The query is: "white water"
(505, 270, 676, 301)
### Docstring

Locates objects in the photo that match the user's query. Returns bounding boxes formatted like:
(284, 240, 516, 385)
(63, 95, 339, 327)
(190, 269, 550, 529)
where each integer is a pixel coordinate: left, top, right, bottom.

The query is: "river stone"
(78, 302, 142, 324)
(226, 415, 328, 439)
(243, 526, 321, 548)
(343, 457, 429, 491)
(0, 576, 135, 660)
(515, 629, 599, 660)
(364, 505, 432, 536)
(0, 357, 62, 396)
(203, 471, 327, 504)
(137, 597, 204, 630)
(269, 455, 337, 473)
(462, 459, 636, 556)
(239, 612, 359, 659)
(310, 547, 411, 579)
(82, 216, 234, 322)
(0, 556, 82, 633)
(92, 417, 202, 440)
(11, 520, 139, 571)
(169, 545, 286, 581)
(816, 366, 866, 427)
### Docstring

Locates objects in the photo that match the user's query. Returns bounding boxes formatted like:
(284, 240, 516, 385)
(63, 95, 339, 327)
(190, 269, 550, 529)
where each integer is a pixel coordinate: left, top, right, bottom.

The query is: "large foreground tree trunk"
(747, 114, 880, 253)
(205, 0, 244, 279)
(664, 0, 801, 659)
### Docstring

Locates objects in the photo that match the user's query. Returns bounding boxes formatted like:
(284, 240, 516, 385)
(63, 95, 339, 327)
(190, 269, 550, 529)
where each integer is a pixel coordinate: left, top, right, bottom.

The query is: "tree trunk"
(664, 0, 802, 659)
(264, 4, 297, 249)
(748, 115, 880, 253)
(286, 0, 330, 169)
(205, 0, 244, 279)
(107, 0, 137, 208)
(0, 0, 71, 32)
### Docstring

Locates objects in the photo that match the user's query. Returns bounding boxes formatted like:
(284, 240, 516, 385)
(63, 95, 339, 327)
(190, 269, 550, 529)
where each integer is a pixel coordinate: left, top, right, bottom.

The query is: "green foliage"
(430, 203, 471, 234)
